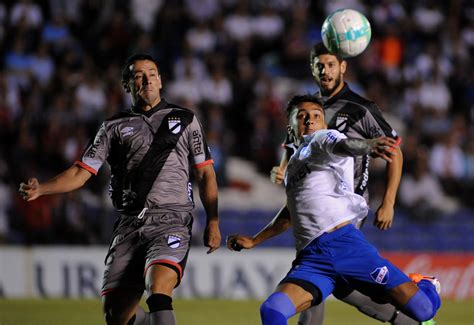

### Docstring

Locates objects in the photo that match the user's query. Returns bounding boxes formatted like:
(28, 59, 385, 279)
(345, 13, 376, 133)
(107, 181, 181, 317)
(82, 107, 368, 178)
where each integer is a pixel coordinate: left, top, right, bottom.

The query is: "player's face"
(128, 59, 162, 110)
(289, 102, 326, 145)
(311, 54, 346, 97)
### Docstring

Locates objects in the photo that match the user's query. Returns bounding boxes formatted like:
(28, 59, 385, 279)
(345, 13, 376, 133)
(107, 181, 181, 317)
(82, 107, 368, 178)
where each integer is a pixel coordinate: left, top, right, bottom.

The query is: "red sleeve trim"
(101, 288, 114, 296)
(395, 136, 402, 146)
(74, 161, 98, 175)
(145, 259, 183, 281)
(194, 159, 214, 169)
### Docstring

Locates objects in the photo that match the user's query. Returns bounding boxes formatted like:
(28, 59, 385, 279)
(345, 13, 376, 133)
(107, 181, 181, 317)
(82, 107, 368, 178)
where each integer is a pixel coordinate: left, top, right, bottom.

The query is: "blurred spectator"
(173, 50, 208, 81)
(48, 0, 82, 24)
(74, 69, 107, 124)
(168, 64, 202, 106)
(130, 0, 163, 32)
(429, 131, 465, 180)
(399, 147, 460, 222)
(13, 195, 57, 244)
(200, 60, 233, 106)
(41, 14, 72, 54)
(185, 21, 217, 55)
(9, 0, 43, 29)
(224, 1, 253, 41)
(185, 0, 220, 23)
(29, 42, 55, 87)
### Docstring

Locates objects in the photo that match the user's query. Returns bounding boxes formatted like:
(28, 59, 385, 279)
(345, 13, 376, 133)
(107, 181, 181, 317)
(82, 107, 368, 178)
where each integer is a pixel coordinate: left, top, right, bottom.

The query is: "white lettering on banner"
(175, 249, 293, 299)
(0, 247, 106, 298)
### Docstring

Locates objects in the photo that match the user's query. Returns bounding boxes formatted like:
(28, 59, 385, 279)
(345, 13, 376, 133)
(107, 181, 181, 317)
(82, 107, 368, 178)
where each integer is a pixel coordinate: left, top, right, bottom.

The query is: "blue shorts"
(281, 224, 410, 304)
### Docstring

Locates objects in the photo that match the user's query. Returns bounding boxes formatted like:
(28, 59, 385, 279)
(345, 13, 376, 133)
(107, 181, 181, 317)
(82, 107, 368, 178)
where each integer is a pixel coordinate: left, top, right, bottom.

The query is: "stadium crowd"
(0, 0, 473, 245)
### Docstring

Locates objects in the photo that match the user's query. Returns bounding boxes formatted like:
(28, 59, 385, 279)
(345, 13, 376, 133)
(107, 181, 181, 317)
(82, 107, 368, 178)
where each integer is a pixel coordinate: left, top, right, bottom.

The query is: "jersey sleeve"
(361, 103, 399, 140)
(188, 116, 213, 168)
(311, 129, 347, 156)
(74, 122, 109, 175)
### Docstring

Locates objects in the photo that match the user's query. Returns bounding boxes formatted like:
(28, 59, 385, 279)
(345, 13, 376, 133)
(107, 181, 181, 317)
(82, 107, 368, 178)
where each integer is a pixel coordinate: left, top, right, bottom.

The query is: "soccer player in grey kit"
(19, 54, 221, 325)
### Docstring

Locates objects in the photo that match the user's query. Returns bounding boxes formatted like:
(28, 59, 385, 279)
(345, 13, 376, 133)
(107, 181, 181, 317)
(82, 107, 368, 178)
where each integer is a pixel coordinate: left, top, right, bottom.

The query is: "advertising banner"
(0, 247, 472, 299)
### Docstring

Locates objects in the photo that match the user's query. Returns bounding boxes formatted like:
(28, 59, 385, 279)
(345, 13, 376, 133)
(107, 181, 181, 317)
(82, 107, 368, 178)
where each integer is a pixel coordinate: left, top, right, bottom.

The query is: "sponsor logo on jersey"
(335, 114, 348, 132)
(86, 132, 103, 158)
(370, 266, 389, 284)
(325, 131, 338, 143)
(287, 162, 312, 188)
(168, 117, 181, 134)
(167, 235, 181, 248)
(192, 130, 203, 155)
(299, 144, 311, 158)
(121, 126, 134, 137)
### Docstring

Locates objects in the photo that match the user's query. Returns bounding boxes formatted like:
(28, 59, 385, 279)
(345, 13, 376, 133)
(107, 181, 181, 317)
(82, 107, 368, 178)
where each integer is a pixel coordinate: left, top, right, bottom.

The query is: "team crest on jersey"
(335, 113, 349, 132)
(167, 235, 181, 248)
(370, 266, 389, 284)
(168, 117, 182, 134)
(121, 126, 134, 137)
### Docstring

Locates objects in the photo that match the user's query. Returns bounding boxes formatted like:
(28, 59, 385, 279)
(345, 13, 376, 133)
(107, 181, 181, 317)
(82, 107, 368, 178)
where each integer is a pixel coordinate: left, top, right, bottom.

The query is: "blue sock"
(417, 279, 441, 311)
(402, 282, 440, 322)
(260, 292, 296, 325)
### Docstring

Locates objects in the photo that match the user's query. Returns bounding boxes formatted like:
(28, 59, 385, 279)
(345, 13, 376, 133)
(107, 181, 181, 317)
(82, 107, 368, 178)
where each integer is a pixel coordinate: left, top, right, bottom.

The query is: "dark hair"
(285, 94, 324, 116)
(310, 42, 344, 64)
(121, 53, 160, 84)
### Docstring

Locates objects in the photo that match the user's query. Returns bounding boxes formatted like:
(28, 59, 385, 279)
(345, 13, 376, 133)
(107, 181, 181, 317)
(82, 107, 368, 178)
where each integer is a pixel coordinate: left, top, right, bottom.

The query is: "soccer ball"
(321, 8, 371, 58)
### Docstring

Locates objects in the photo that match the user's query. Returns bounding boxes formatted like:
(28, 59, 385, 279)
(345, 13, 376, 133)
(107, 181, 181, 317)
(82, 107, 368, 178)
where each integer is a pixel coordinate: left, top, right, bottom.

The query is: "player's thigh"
(277, 282, 314, 313)
(333, 229, 411, 297)
(102, 219, 146, 295)
(280, 255, 336, 306)
(143, 212, 192, 292)
(145, 264, 179, 296)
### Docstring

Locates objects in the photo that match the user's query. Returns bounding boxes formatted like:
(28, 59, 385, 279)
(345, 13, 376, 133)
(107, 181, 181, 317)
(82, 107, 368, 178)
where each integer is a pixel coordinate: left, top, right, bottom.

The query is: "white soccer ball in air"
(321, 8, 372, 58)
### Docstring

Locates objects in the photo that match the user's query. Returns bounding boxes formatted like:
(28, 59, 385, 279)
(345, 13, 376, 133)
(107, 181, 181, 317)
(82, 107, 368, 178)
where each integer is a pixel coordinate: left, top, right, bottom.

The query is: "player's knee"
(146, 293, 173, 312)
(260, 292, 296, 324)
(402, 289, 436, 321)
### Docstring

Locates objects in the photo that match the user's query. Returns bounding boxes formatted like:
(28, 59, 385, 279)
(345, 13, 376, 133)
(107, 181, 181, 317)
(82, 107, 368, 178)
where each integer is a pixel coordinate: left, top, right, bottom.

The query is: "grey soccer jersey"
(75, 99, 213, 213)
(323, 83, 399, 201)
(285, 129, 368, 252)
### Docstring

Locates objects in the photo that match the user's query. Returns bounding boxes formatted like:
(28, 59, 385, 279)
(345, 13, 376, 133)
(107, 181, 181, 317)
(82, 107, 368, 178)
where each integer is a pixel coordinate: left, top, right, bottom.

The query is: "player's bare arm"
(334, 136, 398, 163)
(19, 165, 92, 201)
(194, 163, 221, 254)
(374, 146, 403, 230)
(270, 148, 291, 184)
(227, 205, 291, 251)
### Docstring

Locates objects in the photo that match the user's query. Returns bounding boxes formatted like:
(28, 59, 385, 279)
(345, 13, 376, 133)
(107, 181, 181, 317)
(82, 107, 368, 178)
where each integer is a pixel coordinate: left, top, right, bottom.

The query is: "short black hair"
(310, 42, 344, 64)
(121, 53, 160, 84)
(285, 94, 324, 116)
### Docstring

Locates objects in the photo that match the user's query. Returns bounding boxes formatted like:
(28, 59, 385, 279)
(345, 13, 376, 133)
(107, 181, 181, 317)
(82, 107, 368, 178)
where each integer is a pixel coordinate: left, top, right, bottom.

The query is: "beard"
(320, 74, 342, 97)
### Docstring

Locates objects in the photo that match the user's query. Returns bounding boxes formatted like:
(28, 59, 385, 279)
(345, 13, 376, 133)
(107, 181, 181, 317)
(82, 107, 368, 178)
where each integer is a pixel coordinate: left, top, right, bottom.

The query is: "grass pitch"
(0, 298, 472, 324)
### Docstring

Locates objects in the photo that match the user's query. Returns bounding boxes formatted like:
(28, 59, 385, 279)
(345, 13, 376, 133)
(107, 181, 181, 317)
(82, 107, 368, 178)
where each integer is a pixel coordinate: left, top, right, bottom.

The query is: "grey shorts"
(101, 211, 193, 295)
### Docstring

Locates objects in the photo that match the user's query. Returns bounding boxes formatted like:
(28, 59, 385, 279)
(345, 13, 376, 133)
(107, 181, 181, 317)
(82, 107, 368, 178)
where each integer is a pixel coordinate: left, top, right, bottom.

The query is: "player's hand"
(18, 178, 41, 201)
(368, 137, 398, 163)
(204, 220, 221, 254)
(226, 234, 256, 251)
(374, 203, 394, 230)
(270, 166, 285, 184)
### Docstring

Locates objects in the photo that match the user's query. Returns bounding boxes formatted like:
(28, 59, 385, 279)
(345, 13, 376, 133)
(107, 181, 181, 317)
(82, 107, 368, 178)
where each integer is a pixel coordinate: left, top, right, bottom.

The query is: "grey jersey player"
(19, 54, 221, 325)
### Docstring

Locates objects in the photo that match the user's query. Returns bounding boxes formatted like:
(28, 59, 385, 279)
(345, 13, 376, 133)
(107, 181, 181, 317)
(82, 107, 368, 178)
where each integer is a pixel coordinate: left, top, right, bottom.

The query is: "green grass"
(0, 298, 472, 324)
